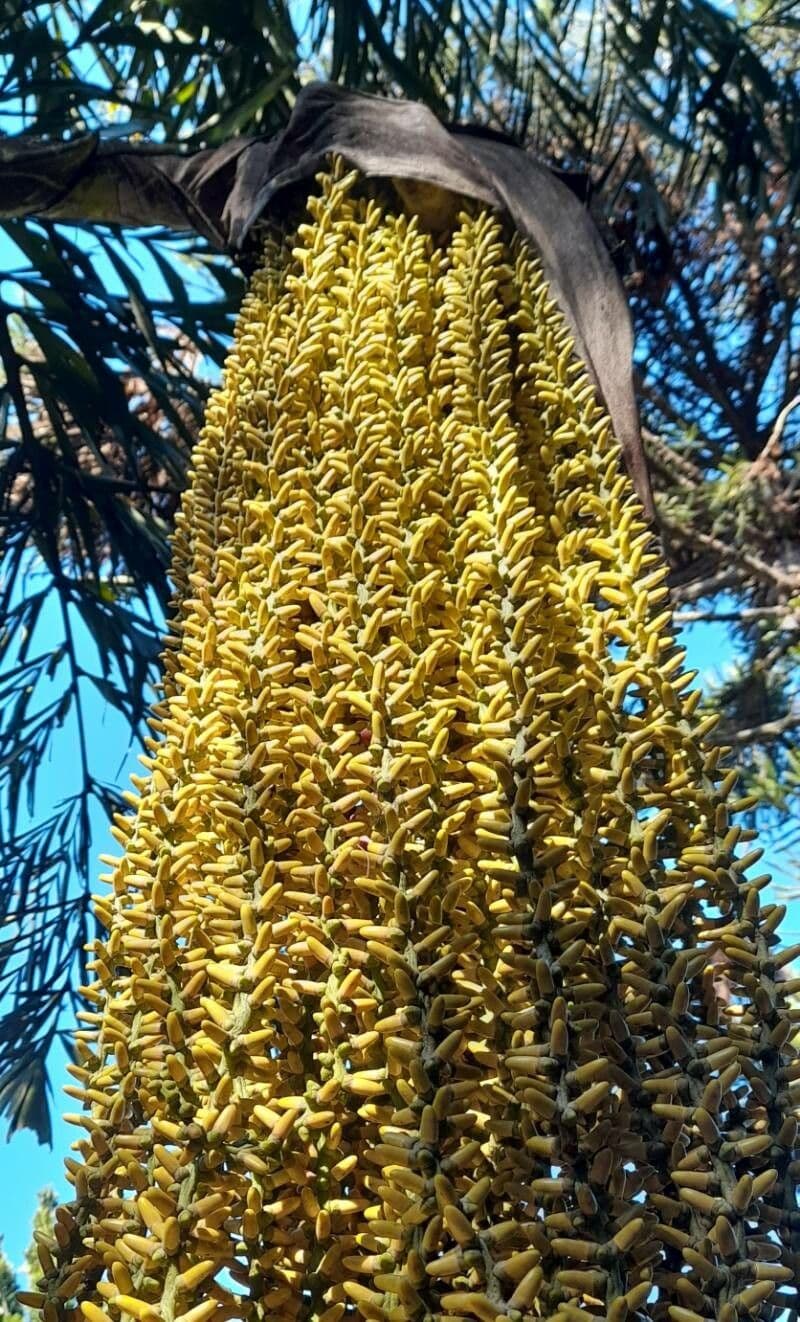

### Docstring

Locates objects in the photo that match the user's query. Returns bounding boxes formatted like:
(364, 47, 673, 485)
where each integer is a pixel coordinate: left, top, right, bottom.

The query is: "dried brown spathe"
(0, 83, 650, 518)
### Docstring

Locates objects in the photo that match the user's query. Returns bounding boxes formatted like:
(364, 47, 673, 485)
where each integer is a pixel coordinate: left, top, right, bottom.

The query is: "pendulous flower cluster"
(26, 159, 800, 1322)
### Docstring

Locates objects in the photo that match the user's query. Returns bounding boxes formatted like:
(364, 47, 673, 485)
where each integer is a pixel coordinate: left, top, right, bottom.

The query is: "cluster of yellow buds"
(25, 159, 799, 1322)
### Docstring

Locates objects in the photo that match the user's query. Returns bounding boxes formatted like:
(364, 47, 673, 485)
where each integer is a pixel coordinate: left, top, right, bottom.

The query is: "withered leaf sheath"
(34, 161, 799, 1322)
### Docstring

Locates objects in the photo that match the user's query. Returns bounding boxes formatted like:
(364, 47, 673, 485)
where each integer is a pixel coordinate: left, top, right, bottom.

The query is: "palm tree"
(0, 0, 797, 1151)
(2, 12, 799, 1319)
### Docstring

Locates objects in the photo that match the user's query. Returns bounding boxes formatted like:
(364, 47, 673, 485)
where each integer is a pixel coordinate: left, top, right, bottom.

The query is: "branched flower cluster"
(24, 161, 800, 1322)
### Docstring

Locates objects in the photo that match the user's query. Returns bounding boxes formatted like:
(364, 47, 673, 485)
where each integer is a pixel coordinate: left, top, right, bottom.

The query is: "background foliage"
(0, 1187, 55, 1321)
(0, 0, 798, 1139)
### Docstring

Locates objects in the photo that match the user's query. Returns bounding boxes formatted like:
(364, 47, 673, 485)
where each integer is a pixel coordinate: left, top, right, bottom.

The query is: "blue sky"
(0, 585, 142, 1271)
